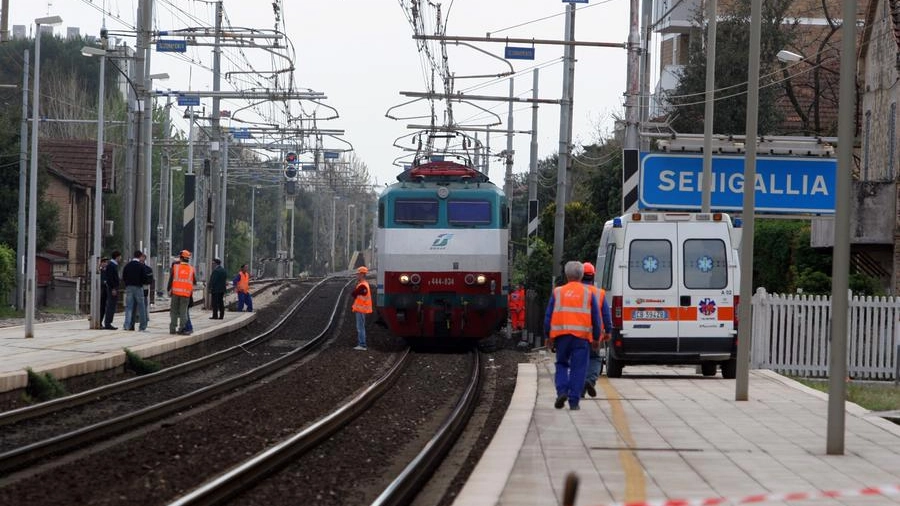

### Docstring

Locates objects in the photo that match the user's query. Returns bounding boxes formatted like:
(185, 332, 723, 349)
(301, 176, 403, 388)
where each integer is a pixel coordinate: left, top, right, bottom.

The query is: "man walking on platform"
(103, 251, 122, 330)
(543, 261, 602, 410)
(233, 264, 253, 312)
(581, 262, 612, 397)
(208, 258, 227, 319)
(122, 250, 149, 332)
(168, 250, 196, 335)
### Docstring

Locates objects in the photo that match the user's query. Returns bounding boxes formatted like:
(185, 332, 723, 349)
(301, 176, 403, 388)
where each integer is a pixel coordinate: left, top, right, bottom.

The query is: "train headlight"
(399, 274, 410, 285)
(476, 274, 487, 285)
(409, 273, 421, 285)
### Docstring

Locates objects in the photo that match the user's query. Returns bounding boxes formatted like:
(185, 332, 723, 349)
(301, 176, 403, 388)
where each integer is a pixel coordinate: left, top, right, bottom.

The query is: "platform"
(455, 354, 900, 506)
(0, 308, 255, 394)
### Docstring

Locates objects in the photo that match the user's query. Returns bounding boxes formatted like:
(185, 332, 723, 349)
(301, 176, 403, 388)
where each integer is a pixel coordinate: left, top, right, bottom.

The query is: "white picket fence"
(751, 288, 900, 380)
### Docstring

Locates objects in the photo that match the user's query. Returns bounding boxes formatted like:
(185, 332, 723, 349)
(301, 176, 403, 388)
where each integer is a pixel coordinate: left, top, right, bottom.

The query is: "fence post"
(895, 343, 899, 385)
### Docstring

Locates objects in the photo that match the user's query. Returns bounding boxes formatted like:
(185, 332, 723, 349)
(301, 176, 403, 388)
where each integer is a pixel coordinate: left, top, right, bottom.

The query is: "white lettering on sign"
(658, 170, 829, 197)
(428, 277, 455, 287)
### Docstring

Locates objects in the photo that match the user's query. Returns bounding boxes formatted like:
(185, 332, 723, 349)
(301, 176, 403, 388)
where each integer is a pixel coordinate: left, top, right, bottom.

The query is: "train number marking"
(428, 277, 455, 286)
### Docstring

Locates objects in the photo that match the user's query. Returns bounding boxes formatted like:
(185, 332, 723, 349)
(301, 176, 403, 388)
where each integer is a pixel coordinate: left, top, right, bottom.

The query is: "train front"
(375, 162, 509, 341)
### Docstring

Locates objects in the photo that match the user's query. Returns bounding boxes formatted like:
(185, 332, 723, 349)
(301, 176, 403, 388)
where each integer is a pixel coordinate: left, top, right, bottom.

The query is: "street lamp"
(81, 44, 107, 329)
(24, 15, 62, 338)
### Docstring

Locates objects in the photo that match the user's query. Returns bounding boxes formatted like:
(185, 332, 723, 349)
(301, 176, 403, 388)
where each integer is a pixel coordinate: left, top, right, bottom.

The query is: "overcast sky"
(8, 0, 632, 189)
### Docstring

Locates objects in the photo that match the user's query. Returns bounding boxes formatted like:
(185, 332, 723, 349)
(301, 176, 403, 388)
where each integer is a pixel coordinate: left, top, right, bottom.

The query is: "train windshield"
(394, 199, 438, 225)
(448, 200, 492, 226)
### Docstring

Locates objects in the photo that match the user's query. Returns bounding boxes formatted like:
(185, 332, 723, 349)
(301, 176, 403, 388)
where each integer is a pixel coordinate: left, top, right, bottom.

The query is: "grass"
(0, 306, 23, 319)
(42, 306, 79, 315)
(24, 368, 67, 402)
(794, 378, 900, 412)
(124, 348, 161, 375)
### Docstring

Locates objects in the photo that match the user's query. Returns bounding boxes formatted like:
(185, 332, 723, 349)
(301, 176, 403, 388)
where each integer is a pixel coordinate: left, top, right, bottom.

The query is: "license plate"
(632, 310, 668, 320)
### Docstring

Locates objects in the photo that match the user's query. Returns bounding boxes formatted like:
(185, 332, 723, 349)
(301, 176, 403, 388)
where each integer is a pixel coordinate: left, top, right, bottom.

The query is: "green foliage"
(667, 0, 796, 135)
(24, 367, 67, 402)
(795, 378, 900, 411)
(0, 244, 14, 307)
(124, 348, 161, 375)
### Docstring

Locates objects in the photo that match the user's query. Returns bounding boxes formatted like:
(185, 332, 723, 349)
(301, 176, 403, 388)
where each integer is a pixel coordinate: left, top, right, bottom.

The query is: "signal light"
(284, 166, 297, 179)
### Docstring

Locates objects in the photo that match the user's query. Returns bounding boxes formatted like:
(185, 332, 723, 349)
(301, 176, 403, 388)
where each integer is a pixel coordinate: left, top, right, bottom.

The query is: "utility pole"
(208, 0, 223, 283)
(552, 4, 576, 283)
(124, 52, 137, 257)
(527, 68, 539, 256)
(140, 0, 154, 259)
(16, 49, 29, 311)
(157, 97, 171, 295)
(640, 0, 653, 152)
(622, 0, 642, 213)
(218, 132, 228, 262)
(250, 186, 256, 274)
(701, 0, 717, 212)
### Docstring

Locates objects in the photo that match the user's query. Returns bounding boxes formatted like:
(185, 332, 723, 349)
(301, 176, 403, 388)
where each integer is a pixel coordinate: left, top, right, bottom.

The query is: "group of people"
(544, 261, 613, 411)
(100, 250, 255, 335)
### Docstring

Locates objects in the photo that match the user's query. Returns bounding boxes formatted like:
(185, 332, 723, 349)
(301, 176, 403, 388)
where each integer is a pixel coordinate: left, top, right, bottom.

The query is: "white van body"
(596, 212, 742, 378)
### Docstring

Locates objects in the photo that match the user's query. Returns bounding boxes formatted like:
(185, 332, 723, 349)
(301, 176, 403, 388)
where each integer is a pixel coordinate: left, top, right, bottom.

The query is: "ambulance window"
(628, 240, 672, 289)
(683, 239, 727, 289)
(601, 243, 616, 290)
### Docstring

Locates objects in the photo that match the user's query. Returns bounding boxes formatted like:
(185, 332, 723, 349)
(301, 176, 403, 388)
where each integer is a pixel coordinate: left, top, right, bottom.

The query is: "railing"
(751, 288, 900, 380)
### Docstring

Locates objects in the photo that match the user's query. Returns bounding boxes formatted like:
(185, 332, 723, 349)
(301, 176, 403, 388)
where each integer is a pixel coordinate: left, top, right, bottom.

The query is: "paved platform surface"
(455, 353, 900, 506)
(0, 304, 255, 394)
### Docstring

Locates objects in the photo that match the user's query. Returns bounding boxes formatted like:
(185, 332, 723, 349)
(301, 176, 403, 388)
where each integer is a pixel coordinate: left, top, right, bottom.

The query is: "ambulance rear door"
(623, 221, 679, 352)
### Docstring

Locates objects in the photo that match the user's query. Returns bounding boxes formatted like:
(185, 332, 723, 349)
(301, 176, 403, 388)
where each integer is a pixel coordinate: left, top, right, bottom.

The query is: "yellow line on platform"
(598, 376, 646, 502)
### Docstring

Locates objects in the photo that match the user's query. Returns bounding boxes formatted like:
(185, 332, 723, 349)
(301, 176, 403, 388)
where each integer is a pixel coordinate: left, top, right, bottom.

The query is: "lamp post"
(143, 72, 168, 261)
(81, 44, 108, 329)
(25, 15, 62, 338)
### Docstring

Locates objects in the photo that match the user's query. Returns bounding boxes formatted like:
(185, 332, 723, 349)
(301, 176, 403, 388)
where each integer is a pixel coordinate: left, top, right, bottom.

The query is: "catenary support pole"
(552, 4, 575, 283)
(90, 50, 106, 329)
(16, 49, 29, 311)
(826, 0, 856, 456)
(736, 0, 761, 401)
(701, 0, 717, 212)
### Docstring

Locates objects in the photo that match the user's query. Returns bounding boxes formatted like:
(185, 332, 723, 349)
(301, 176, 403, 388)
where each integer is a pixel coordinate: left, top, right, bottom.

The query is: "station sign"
(323, 151, 339, 160)
(301, 164, 317, 171)
(504, 46, 535, 60)
(177, 94, 200, 106)
(231, 129, 252, 139)
(639, 152, 837, 214)
(156, 40, 187, 53)
(562, 0, 589, 3)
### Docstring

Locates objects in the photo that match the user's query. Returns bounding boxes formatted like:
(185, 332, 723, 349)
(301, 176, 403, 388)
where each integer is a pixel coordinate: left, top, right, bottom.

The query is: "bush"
(124, 348, 161, 375)
(0, 244, 14, 307)
(24, 367, 67, 402)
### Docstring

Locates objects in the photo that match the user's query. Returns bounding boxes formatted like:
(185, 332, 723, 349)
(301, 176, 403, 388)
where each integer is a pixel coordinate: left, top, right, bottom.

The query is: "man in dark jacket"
(122, 250, 148, 331)
(208, 258, 227, 319)
(103, 251, 122, 330)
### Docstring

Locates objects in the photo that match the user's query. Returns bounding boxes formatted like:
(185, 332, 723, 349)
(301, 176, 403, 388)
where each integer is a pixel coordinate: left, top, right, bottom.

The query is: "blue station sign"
(177, 94, 200, 106)
(231, 128, 252, 139)
(323, 151, 340, 160)
(639, 152, 837, 214)
(504, 46, 535, 60)
(156, 40, 187, 53)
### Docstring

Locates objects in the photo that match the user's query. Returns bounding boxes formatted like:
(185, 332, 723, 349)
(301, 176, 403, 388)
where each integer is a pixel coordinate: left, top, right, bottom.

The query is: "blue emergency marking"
(642, 256, 659, 273)
(697, 255, 714, 273)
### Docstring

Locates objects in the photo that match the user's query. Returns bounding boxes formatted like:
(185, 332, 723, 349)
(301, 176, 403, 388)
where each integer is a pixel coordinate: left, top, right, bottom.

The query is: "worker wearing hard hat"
(351, 266, 373, 350)
(582, 262, 613, 397)
(168, 250, 196, 335)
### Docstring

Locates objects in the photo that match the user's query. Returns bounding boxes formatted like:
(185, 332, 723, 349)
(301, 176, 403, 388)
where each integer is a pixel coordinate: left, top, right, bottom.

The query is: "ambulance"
(595, 212, 741, 378)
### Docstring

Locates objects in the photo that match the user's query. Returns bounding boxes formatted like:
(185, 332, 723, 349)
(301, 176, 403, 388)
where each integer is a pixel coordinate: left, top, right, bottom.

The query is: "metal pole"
(16, 49, 29, 311)
(529, 69, 539, 204)
(552, 4, 575, 283)
(331, 196, 336, 273)
(289, 201, 295, 277)
(25, 23, 47, 338)
(826, 0, 856, 455)
(346, 203, 352, 270)
(209, 0, 223, 279)
(124, 53, 136, 258)
(622, 0, 641, 214)
(735, 0, 761, 401)
(250, 186, 256, 273)
(158, 97, 171, 295)
(639, 0, 653, 152)
(90, 51, 106, 329)
(140, 0, 153, 261)
(701, 0, 717, 212)
(505, 77, 515, 285)
(219, 133, 228, 259)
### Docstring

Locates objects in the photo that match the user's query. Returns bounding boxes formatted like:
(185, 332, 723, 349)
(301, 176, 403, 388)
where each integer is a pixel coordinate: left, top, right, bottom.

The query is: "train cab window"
(378, 201, 385, 228)
(448, 200, 491, 226)
(394, 199, 438, 225)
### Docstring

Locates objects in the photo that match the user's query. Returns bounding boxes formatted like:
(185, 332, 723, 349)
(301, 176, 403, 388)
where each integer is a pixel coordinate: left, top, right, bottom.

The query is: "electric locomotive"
(375, 157, 509, 341)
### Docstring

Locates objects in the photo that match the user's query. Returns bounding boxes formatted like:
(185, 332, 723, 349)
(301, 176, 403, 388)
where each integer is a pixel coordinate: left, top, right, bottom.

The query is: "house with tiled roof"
(40, 139, 116, 279)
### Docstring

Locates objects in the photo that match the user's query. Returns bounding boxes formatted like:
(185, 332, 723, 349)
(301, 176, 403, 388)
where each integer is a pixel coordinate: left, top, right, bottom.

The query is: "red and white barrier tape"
(601, 483, 900, 506)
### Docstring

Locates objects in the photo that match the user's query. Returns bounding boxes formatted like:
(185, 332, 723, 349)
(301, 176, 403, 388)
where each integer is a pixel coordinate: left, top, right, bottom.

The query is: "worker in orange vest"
(508, 284, 526, 331)
(543, 261, 602, 410)
(582, 262, 613, 397)
(233, 264, 253, 312)
(167, 250, 196, 335)
(351, 266, 373, 350)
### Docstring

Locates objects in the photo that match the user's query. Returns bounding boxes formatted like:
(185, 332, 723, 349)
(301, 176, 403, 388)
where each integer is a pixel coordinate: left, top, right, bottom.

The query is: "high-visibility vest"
(549, 282, 593, 341)
(352, 280, 373, 314)
(584, 283, 607, 334)
(237, 271, 250, 293)
(171, 263, 195, 298)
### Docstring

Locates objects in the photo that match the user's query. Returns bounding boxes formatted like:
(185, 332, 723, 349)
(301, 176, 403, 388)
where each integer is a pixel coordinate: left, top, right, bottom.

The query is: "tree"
(666, 0, 797, 135)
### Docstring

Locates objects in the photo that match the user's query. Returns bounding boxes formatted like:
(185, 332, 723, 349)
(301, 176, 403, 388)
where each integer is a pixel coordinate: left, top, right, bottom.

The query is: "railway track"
(167, 350, 482, 506)
(0, 276, 352, 475)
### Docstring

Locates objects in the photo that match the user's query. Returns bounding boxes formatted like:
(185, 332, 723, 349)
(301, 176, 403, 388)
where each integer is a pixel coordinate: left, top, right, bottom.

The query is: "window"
(628, 240, 672, 290)
(601, 243, 616, 291)
(393, 199, 438, 225)
(683, 239, 727, 289)
(378, 201, 385, 228)
(448, 200, 491, 226)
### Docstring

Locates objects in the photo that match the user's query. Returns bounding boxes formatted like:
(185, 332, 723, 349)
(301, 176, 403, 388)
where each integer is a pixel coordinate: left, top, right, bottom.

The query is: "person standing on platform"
(581, 262, 613, 397)
(168, 250, 196, 335)
(122, 250, 148, 332)
(208, 258, 227, 319)
(508, 283, 526, 331)
(103, 251, 122, 330)
(140, 253, 153, 319)
(233, 264, 253, 312)
(351, 266, 372, 350)
(98, 257, 108, 325)
(543, 261, 602, 410)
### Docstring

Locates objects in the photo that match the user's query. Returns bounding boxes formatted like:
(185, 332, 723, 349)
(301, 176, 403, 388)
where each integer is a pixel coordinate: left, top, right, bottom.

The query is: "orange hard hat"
(180, 250, 192, 259)
(357, 266, 368, 274)
(583, 262, 595, 276)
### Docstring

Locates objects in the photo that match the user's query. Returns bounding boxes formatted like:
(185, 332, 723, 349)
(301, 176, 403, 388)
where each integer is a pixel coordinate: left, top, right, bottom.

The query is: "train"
(375, 156, 509, 341)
